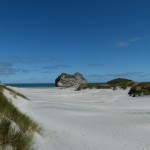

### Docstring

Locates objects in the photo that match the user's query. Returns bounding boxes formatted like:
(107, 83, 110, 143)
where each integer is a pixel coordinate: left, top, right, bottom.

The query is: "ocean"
(6, 83, 55, 88)
(5, 83, 105, 88)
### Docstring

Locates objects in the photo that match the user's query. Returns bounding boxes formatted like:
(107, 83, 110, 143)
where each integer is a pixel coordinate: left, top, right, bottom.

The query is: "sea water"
(6, 83, 55, 88)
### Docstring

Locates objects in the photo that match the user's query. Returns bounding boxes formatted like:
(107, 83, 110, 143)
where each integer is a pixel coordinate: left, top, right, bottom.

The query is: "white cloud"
(114, 41, 130, 47)
(89, 63, 104, 67)
(130, 37, 141, 42)
(0, 62, 16, 76)
(43, 65, 71, 70)
(114, 36, 142, 47)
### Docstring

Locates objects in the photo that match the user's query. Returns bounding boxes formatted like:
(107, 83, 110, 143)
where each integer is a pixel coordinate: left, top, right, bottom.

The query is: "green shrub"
(75, 84, 91, 91)
(128, 83, 150, 97)
(76, 83, 112, 91)
(93, 84, 111, 89)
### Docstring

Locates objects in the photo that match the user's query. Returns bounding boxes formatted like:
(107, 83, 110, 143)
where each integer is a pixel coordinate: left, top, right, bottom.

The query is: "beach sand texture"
(4, 88, 150, 150)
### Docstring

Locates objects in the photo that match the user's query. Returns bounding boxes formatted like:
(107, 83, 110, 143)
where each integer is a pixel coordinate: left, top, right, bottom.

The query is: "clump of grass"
(0, 87, 42, 149)
(128, 83, 150, 97)
(0, 91, 41, 133)
(75, 83, 112, 91)
(0, 118, 33, 150)
(75, 84, 92, 90)
(93, 84, 112, 89)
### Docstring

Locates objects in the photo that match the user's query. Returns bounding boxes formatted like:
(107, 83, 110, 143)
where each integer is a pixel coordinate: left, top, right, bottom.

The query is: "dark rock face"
(55, 72, 87, 87)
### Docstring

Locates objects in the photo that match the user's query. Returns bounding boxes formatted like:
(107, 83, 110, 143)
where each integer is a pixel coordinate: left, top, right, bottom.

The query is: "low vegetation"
(128, 83, 150, 97)
(0, 118, 33, 150)
(0, 91, 40, 133)
(0, 84, 29, 100)
(76, 78, 150, 97)
(0, 85, 42, 149)
(76, 83, 112, 91)
(76, 78, 136, 91)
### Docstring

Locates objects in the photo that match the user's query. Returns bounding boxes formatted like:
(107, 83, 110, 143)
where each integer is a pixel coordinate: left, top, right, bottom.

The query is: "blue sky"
(0, 0, 150, 83)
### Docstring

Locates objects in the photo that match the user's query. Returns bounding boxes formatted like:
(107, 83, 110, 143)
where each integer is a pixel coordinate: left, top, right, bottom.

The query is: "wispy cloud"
(88, 63, 104, 67)
(130, 37, 141, 42)
(43, 65, 71, 70)
(108, 72, 143, 78)
(29, 77, 35, 81)
(114, 36, 142, 47)
(0, 56, 64, 64)
(0, 61, 41, 76)
(21, 69, 31, 74)
(0, 62, 17, 76)
(0, 56, 36, 63)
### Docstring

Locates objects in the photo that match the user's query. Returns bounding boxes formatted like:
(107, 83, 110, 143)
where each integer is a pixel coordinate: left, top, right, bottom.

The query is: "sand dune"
(4, 87, 150, 150)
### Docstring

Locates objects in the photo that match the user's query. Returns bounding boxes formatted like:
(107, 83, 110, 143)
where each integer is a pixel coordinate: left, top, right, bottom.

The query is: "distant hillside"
(107, 78, 133, 86)
(76, 78, 136, 91)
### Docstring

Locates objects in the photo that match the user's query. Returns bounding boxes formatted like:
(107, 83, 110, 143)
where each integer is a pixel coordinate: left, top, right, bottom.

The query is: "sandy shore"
(4, 87, 150, 150)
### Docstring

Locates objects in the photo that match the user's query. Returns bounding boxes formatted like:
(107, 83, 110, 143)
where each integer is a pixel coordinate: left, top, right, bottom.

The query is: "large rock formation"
(55, 72, 87, 87)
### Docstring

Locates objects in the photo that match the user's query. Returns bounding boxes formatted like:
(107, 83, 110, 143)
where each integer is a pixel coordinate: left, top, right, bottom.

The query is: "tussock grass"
(0, 92, 41, 133)
(0, 118, 33, 150)
(0, 87, 42, 149)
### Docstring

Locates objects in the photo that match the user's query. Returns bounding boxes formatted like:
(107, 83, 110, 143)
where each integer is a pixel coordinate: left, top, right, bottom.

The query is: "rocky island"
(55, 72, 87, 88)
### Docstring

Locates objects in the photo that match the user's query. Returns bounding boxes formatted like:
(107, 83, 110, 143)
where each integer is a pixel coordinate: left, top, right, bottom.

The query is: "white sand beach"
(4, 87, 150, 150)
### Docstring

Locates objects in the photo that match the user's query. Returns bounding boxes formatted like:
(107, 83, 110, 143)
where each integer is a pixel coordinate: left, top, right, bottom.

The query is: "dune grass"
(0, 91, 41, 133)
(0, 84, 29, 100)
(0, 118, 33, 150)
(0, 87, 42, 149)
